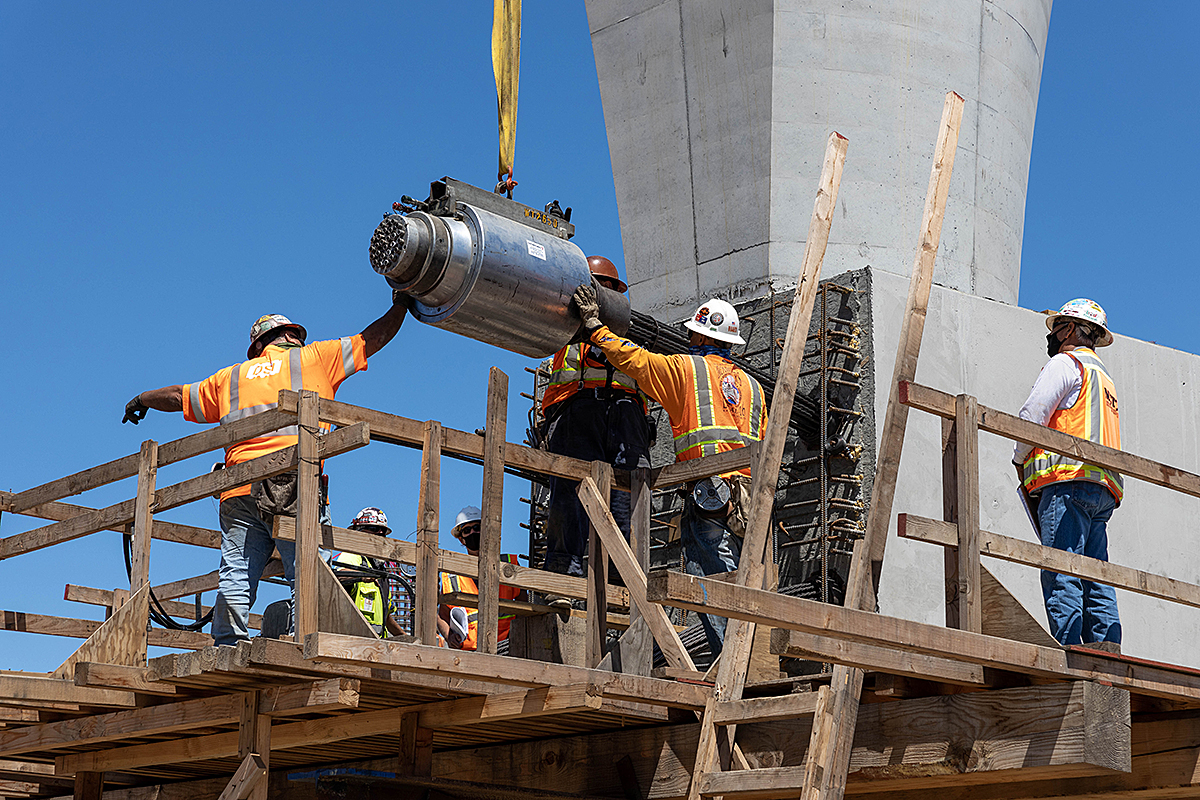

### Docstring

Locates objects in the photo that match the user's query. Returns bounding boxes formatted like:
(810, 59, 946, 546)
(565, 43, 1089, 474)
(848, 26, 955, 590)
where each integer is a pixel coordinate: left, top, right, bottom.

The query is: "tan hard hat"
(587, 255, 627, 293)
(247, 314, 307, 359)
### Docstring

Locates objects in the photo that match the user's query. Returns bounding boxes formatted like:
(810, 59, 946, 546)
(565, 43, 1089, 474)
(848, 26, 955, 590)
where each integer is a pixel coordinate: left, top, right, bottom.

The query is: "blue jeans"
(681, 508, 742, 657)
(1037, 481, 1121, 645)
(212, 496, 330, 646)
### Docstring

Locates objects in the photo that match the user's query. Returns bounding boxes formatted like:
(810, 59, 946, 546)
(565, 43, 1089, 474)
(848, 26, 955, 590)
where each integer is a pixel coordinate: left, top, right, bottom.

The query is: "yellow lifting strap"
(492, 0, 521, 197)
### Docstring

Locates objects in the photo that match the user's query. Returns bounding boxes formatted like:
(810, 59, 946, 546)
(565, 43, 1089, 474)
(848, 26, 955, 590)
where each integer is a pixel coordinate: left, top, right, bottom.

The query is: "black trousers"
(543, 394, 651, 577)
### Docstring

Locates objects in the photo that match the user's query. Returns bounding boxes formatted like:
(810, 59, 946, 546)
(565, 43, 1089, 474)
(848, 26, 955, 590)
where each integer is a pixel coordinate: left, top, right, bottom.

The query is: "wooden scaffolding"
(4, 92, 1200, 800)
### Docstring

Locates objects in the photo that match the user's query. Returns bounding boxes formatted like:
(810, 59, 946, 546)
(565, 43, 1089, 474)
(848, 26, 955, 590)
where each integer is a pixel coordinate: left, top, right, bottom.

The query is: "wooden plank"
(613, 467, 654, 675)
(128, 440, 157, 592)
(304, 632, 711, 710)
(898, 513, 1200, 609)
(941, 415, 961, 629)
(413, 683, 603, 729)
(0, 424, 368, 560)
(477, 367, 508, 655)
(152, 562, 284, 602)
(73, 771, 103, 800)
(1, 609, 209, 650)
(577, 477, 694, 671)
(902, 380, 1200, 500)
(0, 676, 134, 710)
(711, 692, 821, 726)
(73, 663, 177, 696)
(652, 449, 754, 490)
(691, 131, 849, 800)
(416, 420, 441, 646)
(954, 394, 982, 632)
(6, 408, 296, 514)
(237, 691, 270, 800)
(258, 678, 360, 717)
(769, 629, 987, 686)
(64, 585, 262, 631)
(274, 516, 630, 608)
(53, 585, 149, 678)
(585, 463, 612, 667)
(0, 493, 222, 550)
(216, 753, 265, 800)
(293, 391, 321, 643)
(979, 567, 1061, 649)
(316, 556, 377, 639)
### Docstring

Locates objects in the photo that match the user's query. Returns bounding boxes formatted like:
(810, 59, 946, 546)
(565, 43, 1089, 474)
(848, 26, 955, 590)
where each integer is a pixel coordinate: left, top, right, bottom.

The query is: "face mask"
(463, 531, 481, 551)
(1046, 329, 1062, 357)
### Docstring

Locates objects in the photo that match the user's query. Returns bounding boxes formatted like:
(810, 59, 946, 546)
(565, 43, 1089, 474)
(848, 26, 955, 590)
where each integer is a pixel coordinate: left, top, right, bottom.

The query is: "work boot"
(1088, 641, 1122, 655)
(542, 593, 573, 610)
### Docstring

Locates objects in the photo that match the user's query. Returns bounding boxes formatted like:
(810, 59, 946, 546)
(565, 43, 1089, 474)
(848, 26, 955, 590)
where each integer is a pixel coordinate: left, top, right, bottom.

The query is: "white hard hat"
(1046, 298, 1113, 347)
(349, 506, 390, 535)
(684, 298, 745, 345)
(453, 506, 482, 537)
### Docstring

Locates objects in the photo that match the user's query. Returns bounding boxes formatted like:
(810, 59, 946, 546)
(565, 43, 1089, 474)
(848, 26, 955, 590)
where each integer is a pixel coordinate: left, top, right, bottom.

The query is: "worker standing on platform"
(438, 506, 524, 650)
(330, 507, 406, 638)
(1013, 298, 1122, 652)
(571, 285, 766, 656)
(540, 256, 651, 606)
(120, 295, 408, 646)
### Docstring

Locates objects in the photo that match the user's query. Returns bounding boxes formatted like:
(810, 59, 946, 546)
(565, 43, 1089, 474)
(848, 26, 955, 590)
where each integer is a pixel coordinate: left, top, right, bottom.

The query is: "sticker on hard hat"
(696, 307, 710, 324)
(527, 241, 546, 260)
(710, 312, 724, 326)
(721, 374, 741, 406)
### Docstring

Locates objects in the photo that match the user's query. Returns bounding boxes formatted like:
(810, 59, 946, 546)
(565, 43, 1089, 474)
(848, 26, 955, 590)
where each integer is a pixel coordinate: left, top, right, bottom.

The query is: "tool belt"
(251, 472, 327, 525)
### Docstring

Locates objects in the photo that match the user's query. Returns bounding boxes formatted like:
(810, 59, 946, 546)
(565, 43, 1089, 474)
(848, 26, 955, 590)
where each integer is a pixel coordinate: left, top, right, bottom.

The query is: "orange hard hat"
(587, 255, 627, 293)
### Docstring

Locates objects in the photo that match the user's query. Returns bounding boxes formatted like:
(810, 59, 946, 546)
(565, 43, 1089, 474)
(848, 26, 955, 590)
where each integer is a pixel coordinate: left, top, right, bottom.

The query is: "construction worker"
(1013, 298, 1122, 652)
(330, 507, 405, 638)
(541, 256, 651, 605)
(438, 506, 523, 650)
(120, 296, 408, 646)
(571, 285, 766, 656)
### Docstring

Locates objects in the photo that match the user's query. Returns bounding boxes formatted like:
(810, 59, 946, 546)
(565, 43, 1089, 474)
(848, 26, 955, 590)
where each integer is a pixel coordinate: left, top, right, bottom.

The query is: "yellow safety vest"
(1022, 348, 1123, 503)
(332, 552, 387, 632)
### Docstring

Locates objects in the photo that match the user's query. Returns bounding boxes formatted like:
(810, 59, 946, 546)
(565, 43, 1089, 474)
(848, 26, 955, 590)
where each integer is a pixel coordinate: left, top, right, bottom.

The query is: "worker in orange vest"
(571, 285, 766, 656)
(120, 295, 408, 646)
(438, 506, 523, 650)
(540, 256, 650, 606)
(1013, 298, 1122, 652)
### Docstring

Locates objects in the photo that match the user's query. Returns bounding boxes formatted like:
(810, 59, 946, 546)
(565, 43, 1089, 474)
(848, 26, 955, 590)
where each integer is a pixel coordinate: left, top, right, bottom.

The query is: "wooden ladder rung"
(711, 690, 822, 726)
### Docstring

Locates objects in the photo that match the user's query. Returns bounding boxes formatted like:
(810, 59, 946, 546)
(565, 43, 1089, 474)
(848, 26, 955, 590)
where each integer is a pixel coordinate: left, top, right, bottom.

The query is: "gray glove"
(572, 284, 602, 332)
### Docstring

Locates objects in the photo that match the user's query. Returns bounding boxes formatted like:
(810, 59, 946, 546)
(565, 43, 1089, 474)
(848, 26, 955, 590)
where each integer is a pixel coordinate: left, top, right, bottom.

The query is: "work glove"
(572, 284, 603, 332)
(122, 394, 149, 425)
(447, 606, 470, 648)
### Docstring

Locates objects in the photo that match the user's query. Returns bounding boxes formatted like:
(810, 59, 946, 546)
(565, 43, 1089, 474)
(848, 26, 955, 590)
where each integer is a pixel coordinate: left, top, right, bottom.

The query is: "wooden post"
(629, 466, 654, 675)
(73, 771, 103, 800)
(687, 131, 848, 800)
(955, 393, 982, 633)
(477, 368, 508, 655)
(129, 440, 158, 592)
(942, 415, 961, 629)
(416, 421, 442, 646)
(294, 390, 321, 643)
(237, 691, 270, 800)
(801, 91, 965, 800)
(398, 711, 433, 777)
(585, 461, 612, 667)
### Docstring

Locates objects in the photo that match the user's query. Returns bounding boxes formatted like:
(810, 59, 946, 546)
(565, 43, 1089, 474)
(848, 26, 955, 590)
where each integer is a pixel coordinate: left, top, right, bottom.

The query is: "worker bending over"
(572, 285, 766, 656)
(541, 256, 651, 605)
(121, 297, 407, 646)
(1013, 298, 1122, 652)
(438, 506, 523, 650)
(330, 507, 406, 638)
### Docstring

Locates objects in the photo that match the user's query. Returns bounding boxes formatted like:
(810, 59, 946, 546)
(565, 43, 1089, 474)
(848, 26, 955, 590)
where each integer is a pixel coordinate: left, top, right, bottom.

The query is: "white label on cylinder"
(527, 241, 547, 260)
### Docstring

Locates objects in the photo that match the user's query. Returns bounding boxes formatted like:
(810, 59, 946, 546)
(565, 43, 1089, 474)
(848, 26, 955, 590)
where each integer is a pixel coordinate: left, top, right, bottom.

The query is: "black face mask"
(1046, 329, 1062, 357)
(463, 531, 481, 551)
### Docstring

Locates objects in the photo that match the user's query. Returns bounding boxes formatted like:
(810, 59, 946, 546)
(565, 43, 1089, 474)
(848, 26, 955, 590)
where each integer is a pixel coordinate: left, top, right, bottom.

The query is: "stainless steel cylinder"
(370, 203, 630, 358)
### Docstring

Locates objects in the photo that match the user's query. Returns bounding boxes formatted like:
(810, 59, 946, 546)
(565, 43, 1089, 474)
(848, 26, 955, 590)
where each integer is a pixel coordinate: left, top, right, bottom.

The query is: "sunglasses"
(456, 523, 481, 537)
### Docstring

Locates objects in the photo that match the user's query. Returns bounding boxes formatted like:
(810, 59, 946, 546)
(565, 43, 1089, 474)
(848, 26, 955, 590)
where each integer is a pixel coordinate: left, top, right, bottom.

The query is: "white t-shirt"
(1013, 352, 1084, 464)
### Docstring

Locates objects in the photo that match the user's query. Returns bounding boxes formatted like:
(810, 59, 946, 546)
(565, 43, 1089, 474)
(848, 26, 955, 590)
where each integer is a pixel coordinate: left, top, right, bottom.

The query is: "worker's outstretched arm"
(122, 385, 183, 424)
(360, 291, 409, 358)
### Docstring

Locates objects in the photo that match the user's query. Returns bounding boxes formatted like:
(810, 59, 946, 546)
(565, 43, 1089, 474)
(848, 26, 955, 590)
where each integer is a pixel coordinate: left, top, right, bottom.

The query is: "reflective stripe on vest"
(543, 343, 641, 408)
(673, 356, 765, 458)
(1022, 348, 1123, 503)
(334, 552, 386, 627)
(219, 348, 305, 436)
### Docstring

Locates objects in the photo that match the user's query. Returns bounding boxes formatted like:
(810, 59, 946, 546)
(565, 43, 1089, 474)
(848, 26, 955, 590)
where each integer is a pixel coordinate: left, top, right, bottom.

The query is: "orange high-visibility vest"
(183, 336, 368, 500)
(439, 555, 522, 651)
(542, 343, 643, 410)
(672, 356, 766, 476)
(1022, 348, 1123, 503)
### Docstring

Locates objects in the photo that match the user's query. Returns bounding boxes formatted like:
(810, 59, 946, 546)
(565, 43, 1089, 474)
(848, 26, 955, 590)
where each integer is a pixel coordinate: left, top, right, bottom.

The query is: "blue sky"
(1, 2, 1197, 670)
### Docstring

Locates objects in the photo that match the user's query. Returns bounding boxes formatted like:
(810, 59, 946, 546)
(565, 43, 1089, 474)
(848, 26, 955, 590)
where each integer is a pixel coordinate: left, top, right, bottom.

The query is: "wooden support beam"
(711, 691, 821, 726)
(413, 683, 603, 729)
(397, 712, 431, 778)
(0, 423, 368, 560)
(315, 557, 378, 639)
(128, 440, 157, 593)
(0, 492, 222, 550)
(769, 629, 986, 686)
(53, 585, 149, 678)
(237, 691, 270, 800)
(613, 467, 654, 675)
(690, 130, 849, 800)
(0, 609, 209, 650)
(954, 394, 982, 632)
(0, 675, 135, 711)
(577, 477, 694, 671)
(293, 391, 321, 644)
(416, 420, 441, 646)
(651, 449, 754, 490)
(941, 416, 961, 628)
(152, 563, 284, 602)
(216, 753, 266, 800)
(73, 771, 103, 800)
(585, 463, 612, 668)
(898, 513, 1200, 609)
(73, 663, 177, 696)
(477, 367, 508, 655)
(64, 584, 262, 631)
(304, 632, 710, 710)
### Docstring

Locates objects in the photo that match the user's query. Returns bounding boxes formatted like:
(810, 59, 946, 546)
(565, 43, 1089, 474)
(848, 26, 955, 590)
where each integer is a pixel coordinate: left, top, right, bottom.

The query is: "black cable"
(122, 533, 212, 631)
